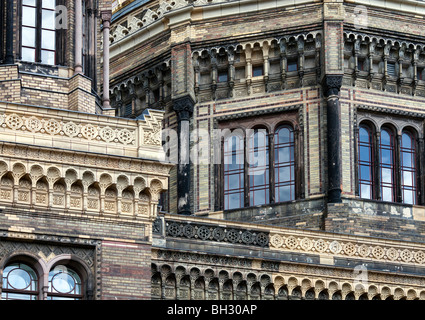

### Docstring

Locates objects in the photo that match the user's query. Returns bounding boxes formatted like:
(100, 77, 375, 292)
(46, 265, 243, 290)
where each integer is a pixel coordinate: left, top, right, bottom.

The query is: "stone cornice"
(0, 102, 166, 161)
(159, 213, 425, 268)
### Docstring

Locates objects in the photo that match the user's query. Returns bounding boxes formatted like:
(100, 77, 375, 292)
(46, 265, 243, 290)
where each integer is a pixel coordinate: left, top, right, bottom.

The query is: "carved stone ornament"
(323, 75, 343, 97)
(172, 95, 195, 122)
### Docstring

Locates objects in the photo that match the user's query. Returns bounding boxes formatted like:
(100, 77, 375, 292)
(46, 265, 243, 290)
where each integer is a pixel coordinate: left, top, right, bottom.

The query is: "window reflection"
(2, 263, 38, 300)
(358, 125, 374, 199)
(401, 131, 416, 204)
(47, 266, 82, 300)
(21, 0, 56, 64)
(248, 129, 269, 206)
(379, 128, 395, 202)
(275, 125, 295, 202)
(224, 133, 245, 210)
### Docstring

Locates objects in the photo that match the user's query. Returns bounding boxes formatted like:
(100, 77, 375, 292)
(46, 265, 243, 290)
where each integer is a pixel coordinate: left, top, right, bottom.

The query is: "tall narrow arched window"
(47, 265, 83, 300)
(358, 124, 374, 199)
(248, 128, 269, 206)
(401, 130, 417, 204)
(2, 263, 38, 300)
(274, 125, 295, 202)
(223, 133, 245, 210)
(380, 128, 396, 202)
(21, 0, 57, 65)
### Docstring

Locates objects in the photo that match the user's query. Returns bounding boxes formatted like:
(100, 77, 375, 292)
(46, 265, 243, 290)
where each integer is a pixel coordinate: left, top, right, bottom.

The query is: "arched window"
(401, 130, 417, 204)
(274, 125, 295, 202)
(47, 265, 83, 300)
(2, 263, 38, 300)
(358, 124, 374, 199)
(379, 128, 396, 202)
(223, 132, 245, 210)
(21, 0, 56, 64)
(248, 128, 269, 206)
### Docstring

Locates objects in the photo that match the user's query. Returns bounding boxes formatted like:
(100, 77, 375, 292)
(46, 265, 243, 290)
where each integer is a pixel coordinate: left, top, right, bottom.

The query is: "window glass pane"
(227, 193, 242, 210)
(360, 184, 371, 199)
(287, 61, 298, 72)
(359, 146, 371, 161)
(402, 151, 412, 168)
(359, 127, 370, 142)
(22, 27, 36, 47)
(381, 168, 392, 183)
(360, 165, 371, 181)
(41, 50, 55, 65)
(42, 0, 56, 9)
(381, 149, 392, 164)
(403, 190, 414, 205)
(252, 66, 263, 77)
(2, 263, 38, 300)
(381, 129, 391, 145)
(403, 171, 413, 187)
(48, 266, 81, 296)
(218, 72, 228, 82)
(382, 187, 393, 202)
(8, 268, 32, 290)
(42, 9, 56, 29)
(277, 127, 290, 143)
(277, 185, 291, 202)
(42, 30, 56, 50)
(402, 133, 412, 148)
(22, 6, 36, 27)
(21, 47, 36, 62)
(2, 292, 37, 300)
(278, 166, 291, 182)
(23, 0, 36, 6)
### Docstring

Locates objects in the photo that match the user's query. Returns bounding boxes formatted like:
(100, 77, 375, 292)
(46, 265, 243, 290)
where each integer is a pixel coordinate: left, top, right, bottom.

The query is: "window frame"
(19, 0, 57, 65)
(379, 126, 396, 203)
(356, 117, 422, 205)
(357, 123, 375, 200)
(1, 262, 39, 300)
(1, 258, 89, 300)
(216, 111, 301, 211)
(400, 129, 418, 205)
(274, 124, 296, 203)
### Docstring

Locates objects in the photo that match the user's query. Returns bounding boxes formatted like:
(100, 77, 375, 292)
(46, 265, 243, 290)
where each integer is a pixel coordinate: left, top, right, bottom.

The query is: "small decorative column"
(101, 10, 112, 108)
(323, 75, 343, 203)
(173, 96, 195, 215)
(74, 0, 83, 74)
(279, 40, 287, 90)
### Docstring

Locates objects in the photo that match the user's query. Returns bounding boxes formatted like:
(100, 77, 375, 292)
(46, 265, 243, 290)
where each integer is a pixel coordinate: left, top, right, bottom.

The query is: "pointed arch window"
(2, 263, 38, 300)
(274, 125, 295, 202)
(358, 124, 374, 200)
(379, 128, 396, 202)
(401, 130, 417, 204)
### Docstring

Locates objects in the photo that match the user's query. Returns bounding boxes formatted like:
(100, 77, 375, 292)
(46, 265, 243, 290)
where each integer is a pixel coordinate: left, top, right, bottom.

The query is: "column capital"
(323, 75, 343, 97)
(101, 10, 112, 23)
(173, 95, 195, 122)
